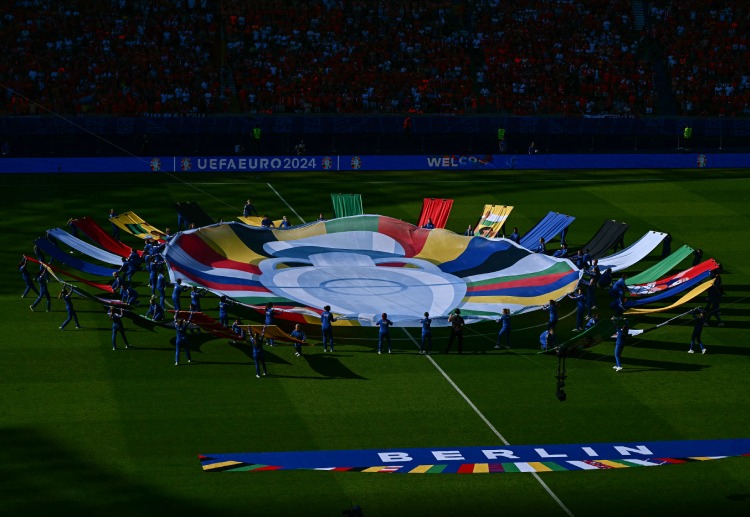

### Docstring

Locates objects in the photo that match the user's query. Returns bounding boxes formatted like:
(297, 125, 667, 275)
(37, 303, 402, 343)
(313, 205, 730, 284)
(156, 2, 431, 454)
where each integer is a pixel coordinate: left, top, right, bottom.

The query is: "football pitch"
(1, 167, 749, 516)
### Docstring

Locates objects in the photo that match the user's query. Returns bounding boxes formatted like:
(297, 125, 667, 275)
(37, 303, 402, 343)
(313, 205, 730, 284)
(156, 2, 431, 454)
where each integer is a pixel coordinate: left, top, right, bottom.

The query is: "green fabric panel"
(331, 193, 364, 218)
(541, 461, 569, 472)
(627, 245, 694, 285)
(324, 214, 379, 233)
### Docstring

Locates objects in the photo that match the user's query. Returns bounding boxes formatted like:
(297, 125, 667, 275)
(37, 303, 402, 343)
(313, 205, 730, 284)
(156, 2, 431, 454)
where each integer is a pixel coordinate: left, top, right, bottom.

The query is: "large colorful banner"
(163, 216, 582, 327)
(199, 438, 750, 473)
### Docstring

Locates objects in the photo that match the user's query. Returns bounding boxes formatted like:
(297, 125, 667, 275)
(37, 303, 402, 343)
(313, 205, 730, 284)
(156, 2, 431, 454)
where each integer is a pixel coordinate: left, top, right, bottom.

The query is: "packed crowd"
(222, 0, 654, 116)
(1, 0, 748, 117)
(1, 0, 225, 115)
(648, 1, 750, 116)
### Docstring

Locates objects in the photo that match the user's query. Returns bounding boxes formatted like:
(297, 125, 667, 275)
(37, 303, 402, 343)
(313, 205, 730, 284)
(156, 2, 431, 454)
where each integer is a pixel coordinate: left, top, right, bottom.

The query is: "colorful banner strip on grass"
(200, 439, 750, 473)
(473, 204, 513, 238)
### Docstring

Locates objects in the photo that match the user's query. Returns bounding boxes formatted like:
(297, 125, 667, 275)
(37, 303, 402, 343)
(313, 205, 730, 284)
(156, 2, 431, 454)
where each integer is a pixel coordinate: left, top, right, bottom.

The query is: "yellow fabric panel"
(238, 216, 282, 227)
(239, 324, 306, 344)
(414, 229, 469, 264)
(526, 462, 554, 472)
(362, 466, 389, 473)
(625, 280, 714, 315)
(408, 465, 434, 474)
(112, 211, 165, 238)
(273, 222, 328, 241)
(472, 463, 490, 473)
(299, 313, 361, 327)
(192, 224, 266, 264)
(596, 460, 629, 469)
(202, 461, 242, 471)
(110, 218, 132, 235)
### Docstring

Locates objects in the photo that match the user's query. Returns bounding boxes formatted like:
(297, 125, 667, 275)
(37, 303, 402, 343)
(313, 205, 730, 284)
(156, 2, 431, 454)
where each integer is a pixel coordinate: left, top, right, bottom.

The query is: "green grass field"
(1, 168, 749, 516)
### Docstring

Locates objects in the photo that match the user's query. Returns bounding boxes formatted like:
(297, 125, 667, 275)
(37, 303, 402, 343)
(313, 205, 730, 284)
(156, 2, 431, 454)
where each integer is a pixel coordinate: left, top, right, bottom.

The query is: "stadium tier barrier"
(0, 153, 746, 174)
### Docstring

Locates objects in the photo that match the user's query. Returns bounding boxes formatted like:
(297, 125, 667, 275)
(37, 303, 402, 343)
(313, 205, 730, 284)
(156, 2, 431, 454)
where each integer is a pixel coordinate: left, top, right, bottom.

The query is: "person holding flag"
(495, 308, 512, 349)
(376, 312, 393, 354)
(688, 307, 708, 354)
(58, 284, 82, 329)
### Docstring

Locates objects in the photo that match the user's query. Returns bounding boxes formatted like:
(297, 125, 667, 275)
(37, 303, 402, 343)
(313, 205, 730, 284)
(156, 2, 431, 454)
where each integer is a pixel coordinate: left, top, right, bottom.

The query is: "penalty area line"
(267, 183, 306, 224)
(402, 328, 575, 517)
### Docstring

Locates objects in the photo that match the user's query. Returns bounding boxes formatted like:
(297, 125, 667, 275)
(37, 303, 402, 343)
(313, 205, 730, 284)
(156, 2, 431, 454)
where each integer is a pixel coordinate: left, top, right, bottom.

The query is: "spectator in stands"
(528, 141, 538, 154)
(294, 140, 306, 155)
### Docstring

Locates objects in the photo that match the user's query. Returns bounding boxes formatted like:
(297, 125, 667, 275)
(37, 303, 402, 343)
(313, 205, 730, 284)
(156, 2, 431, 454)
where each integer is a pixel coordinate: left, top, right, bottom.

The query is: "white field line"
(266, 181, 573, 516)
(402, 328, 575, 517)
(267, 183, 306, 223)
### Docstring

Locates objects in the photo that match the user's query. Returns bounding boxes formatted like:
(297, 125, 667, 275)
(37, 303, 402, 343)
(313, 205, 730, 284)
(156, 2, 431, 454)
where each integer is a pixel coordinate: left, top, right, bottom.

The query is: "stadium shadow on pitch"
(296, 353, 368, 380)
(629, 338, 750, 356)
(572, 351, 710, 372)
(0, 427, 208, 514)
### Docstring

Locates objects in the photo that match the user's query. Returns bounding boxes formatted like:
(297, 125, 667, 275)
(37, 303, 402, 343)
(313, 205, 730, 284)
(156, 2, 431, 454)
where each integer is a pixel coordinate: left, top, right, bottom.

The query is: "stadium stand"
(1, 1, 748, 121)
